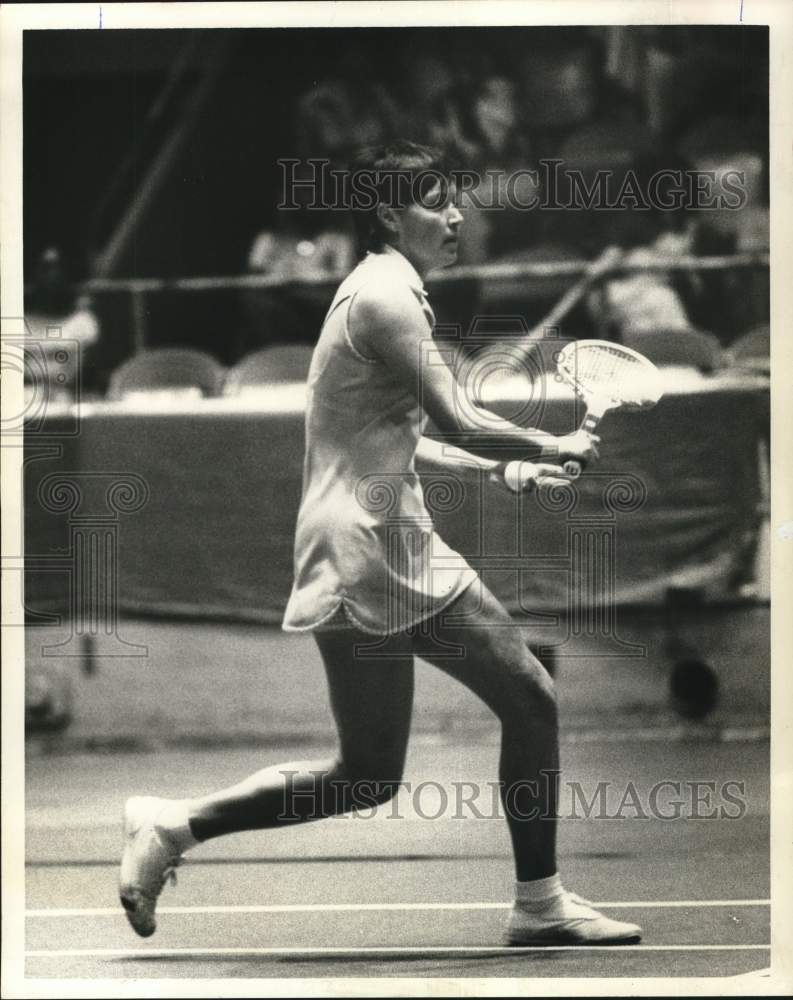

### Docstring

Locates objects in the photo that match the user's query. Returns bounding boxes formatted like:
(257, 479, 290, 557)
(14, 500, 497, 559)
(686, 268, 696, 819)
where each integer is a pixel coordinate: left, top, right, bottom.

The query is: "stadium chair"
(223, 344, 315, 394)
(621, 328, 724, 373)
(107, 347, 226, 400)
(725, 324, 769, 375)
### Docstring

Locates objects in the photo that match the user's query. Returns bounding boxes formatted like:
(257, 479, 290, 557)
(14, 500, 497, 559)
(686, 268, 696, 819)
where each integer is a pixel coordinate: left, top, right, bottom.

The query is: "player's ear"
(376, 203, 401, 238)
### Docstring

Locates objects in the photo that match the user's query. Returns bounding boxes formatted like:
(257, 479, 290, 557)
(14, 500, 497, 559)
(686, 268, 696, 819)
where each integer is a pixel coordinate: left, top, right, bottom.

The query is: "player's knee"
(347, 774, 403, 809)
(358, 777, 402, 807)
(337, 757, 404, 808)
(506, 662, 558, 727)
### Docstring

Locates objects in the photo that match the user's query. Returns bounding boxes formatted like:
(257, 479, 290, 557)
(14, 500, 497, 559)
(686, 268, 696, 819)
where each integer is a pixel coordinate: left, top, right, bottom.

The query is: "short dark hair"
(348, 140, 454, 257)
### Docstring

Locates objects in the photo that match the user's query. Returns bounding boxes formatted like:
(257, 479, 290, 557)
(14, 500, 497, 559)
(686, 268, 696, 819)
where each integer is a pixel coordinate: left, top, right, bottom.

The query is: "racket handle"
(564, 459, 584, 478)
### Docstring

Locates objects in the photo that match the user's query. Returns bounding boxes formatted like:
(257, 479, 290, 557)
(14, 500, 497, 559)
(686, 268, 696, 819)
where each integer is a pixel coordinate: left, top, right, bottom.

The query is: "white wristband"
(503, 460, 537, 493)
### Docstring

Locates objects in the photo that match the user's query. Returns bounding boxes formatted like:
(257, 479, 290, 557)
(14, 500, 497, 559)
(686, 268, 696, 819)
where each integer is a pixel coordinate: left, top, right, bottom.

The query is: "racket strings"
(562, 345, 659, 406)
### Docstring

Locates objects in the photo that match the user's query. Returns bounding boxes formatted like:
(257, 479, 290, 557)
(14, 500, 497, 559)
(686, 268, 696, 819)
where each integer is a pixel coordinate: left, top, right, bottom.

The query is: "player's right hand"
(555, 430, 600, 466)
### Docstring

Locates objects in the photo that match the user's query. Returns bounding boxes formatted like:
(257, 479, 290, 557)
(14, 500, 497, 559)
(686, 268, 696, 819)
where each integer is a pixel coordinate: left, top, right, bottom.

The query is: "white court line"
(729, 966, 771, 978)
(25, 944, 771, 959)
(26, 899, 770, 918)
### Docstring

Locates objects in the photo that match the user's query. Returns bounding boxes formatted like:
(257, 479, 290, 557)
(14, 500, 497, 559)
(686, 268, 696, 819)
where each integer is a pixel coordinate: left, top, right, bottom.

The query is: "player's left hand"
(555, 430, 600, 465)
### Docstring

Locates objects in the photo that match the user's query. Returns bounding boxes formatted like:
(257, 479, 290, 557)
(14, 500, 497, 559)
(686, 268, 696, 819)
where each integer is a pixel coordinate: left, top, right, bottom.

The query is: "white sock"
(155, 799, 200, 853)
(515, 873, 564, 909)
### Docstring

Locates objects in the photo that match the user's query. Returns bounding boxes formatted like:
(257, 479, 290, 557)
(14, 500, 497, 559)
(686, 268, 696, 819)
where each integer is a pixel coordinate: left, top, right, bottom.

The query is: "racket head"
(556, 339, 664, 412)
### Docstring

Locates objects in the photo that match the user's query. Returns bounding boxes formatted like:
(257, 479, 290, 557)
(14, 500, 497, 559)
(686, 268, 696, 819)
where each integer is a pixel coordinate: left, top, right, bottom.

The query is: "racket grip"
(564, 459, 584, 478)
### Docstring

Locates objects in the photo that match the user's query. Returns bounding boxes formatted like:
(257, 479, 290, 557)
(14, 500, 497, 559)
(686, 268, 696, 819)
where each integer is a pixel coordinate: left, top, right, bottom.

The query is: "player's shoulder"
(353, 275, 425, 332)
(354, 256, 425, 324)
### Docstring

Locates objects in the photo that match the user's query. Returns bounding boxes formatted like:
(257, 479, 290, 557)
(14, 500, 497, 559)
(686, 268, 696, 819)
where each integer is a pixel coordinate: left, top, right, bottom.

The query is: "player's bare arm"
(350, 283, 599, 470)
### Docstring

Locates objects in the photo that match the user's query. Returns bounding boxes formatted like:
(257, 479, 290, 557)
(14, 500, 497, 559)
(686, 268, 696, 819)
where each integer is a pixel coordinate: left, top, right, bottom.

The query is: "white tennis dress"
(282, 246, 477, 635)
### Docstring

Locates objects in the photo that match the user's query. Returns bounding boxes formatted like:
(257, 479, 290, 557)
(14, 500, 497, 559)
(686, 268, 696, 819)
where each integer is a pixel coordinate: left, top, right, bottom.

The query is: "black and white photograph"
(2, 1, 791, 995)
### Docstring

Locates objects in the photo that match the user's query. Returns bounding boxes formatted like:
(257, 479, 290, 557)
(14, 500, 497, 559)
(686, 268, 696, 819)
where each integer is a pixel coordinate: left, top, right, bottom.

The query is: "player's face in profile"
(396, 179, 462, 275)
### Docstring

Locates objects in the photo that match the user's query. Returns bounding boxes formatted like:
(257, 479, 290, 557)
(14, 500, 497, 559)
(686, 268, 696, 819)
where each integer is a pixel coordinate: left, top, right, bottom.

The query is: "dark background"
(23, 26, 769, 381)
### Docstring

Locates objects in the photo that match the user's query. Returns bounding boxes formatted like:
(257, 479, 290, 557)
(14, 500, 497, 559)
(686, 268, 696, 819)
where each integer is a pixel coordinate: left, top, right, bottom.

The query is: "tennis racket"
(556, 339, 664, 477)
(509, 245, 624, 368)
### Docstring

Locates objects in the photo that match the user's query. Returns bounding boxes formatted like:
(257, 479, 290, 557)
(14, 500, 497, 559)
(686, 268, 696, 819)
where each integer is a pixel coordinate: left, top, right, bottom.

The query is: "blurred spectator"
(588, 227, 695, 338)
(395, 49, 457, 143)
(24, 247, 99, 398)
(448, 75, 537, 264)
(682, 214, 767, 345)
(585, 222, 726, 374)
(584, 161, 700, 343)
(464, 76, 527, 165)
(632, 27, 768, 145)
(518, 33, 599, 131)
(680, 125, 768, 341)
(295, 81, 357, 162)
(682, 129, 766, 252)
(295, 78, 400, 164)
(343, 47, 402, 151)
(237, 162, 355, 357)
(247, 227, 354, 283)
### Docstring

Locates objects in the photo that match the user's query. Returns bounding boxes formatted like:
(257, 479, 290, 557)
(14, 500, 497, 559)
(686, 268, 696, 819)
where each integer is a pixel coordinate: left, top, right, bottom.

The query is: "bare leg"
(121, 601, 641, 943)
(188, 628, 414, 841)
(413, 582, 643, 943)
(408, 581, 558, 881)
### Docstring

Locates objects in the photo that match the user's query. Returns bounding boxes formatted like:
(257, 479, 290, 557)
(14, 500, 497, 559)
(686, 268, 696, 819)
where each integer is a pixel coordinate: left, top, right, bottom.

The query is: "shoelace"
(134, 856, 182, 905)
(142, 854, 183, 899)
(162, 855, 183, 888)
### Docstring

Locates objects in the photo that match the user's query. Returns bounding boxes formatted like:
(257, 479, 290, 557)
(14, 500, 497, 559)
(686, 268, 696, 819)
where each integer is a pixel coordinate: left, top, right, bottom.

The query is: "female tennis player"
(120, 141, 641, 947)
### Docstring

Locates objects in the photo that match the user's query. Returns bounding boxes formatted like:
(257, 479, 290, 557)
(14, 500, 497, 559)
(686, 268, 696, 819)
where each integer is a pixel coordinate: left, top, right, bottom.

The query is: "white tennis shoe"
(119, 796, 183, 937)
(506, 891, 642, 946)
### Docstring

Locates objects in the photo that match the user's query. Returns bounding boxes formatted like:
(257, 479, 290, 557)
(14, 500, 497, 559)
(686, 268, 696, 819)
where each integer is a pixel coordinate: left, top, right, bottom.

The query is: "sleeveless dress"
(282, 246, 478, 635)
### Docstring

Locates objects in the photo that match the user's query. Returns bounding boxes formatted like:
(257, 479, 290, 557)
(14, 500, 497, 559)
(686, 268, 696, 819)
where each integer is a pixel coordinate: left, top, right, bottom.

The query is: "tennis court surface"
(25, 734, 770, 981)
